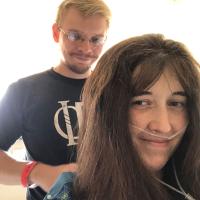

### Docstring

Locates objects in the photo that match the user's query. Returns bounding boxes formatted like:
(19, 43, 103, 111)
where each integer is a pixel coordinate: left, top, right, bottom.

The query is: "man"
(0, 0, 111, 199)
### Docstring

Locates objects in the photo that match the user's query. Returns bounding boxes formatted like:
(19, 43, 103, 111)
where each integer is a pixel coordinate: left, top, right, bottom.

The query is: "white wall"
(0, 0, 199, 99)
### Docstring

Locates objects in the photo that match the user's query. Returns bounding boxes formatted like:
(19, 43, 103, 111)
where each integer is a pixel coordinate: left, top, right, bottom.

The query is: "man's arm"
(0, 150, 25, 184)
(29, 161, 77, 192)
(0, 150, 77, 192)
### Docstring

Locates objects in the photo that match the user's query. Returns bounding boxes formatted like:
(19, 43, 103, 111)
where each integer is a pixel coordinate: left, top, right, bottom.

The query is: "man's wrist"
(21, 161, 38, 187)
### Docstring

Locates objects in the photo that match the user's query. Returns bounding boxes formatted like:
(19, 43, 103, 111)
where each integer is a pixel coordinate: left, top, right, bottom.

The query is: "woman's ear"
(52, 23, 60, 43)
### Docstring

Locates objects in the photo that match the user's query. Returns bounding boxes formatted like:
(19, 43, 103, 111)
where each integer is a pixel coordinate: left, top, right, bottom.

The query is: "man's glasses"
(59, 27, 106, 47)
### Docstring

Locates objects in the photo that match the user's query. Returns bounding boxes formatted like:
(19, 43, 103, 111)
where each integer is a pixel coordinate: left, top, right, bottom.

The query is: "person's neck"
(149, 168, 162, 179)
(53, 65, 91, 79)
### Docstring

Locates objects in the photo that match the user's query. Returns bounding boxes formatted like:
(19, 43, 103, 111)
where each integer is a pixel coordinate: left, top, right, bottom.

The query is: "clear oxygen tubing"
(129, 123, 188, 140)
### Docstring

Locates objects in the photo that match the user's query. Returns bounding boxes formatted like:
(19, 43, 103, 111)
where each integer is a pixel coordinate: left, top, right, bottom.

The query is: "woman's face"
(129, 69, 188, 174)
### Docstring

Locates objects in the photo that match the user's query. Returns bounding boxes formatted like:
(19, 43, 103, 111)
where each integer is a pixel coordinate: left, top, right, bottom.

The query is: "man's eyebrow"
(68, 29, 79, 32)
(172, 91, 187, 96)
(68, 29, 104, 36)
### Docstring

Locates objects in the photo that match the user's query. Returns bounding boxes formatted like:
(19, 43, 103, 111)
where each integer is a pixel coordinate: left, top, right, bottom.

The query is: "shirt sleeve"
(0, 82, 24, 150)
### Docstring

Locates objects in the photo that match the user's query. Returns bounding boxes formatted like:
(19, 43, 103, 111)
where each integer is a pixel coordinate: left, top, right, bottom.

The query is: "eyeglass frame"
(58, 27, 107, 47)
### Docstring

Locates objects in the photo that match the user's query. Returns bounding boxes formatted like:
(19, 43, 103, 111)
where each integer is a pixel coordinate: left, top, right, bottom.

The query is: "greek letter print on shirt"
(54, 100, 83, 146)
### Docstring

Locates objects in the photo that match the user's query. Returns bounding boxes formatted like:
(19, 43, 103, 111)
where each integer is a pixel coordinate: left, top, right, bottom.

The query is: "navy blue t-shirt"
(0, 68, 85, 200)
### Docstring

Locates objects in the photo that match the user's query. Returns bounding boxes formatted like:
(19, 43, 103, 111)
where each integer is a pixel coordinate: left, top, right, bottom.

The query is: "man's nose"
(77, 39, 93, 53)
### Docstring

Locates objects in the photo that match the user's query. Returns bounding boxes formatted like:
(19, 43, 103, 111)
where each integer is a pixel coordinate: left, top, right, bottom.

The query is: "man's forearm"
(0, 150, 77, 191)
(0, 150, 26, 185)
(29, 162, 77, 192)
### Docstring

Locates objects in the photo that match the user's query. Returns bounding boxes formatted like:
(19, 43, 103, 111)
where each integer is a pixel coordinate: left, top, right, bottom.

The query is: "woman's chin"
(144, 158, 167, 175)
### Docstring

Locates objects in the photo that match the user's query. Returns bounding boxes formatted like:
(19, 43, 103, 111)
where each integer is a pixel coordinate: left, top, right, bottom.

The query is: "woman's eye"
(130, 99, 151, 108)
(168, 101, 186, 109)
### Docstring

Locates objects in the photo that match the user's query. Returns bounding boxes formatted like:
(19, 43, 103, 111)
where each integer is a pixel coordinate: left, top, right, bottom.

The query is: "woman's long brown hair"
(74, 34, 200, 200)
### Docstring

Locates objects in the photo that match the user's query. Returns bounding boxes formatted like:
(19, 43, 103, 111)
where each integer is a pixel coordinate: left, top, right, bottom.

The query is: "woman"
(44, 34, 200, 200)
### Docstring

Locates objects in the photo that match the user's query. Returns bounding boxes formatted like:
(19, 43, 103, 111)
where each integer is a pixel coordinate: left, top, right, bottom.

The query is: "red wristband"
(21, 161, 38, 187)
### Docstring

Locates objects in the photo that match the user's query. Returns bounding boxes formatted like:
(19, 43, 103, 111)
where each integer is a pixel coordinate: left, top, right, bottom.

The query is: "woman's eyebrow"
(134, 91, 152, 96)
(172, 91, 187, 96)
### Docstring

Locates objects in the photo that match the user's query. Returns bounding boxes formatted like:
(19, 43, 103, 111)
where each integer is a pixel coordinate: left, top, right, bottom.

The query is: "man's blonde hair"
(56, 0, 111, 27)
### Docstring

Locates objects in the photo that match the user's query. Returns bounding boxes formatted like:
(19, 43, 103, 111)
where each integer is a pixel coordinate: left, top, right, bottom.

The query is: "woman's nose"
(148, 107, 172, 133)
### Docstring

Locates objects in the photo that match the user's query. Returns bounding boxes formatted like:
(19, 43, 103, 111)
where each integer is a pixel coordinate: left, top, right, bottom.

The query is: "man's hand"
(29, 162, 77, 192)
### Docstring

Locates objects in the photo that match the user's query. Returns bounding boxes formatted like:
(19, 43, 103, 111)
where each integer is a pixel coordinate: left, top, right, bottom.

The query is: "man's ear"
(52, 23, 60, 42)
